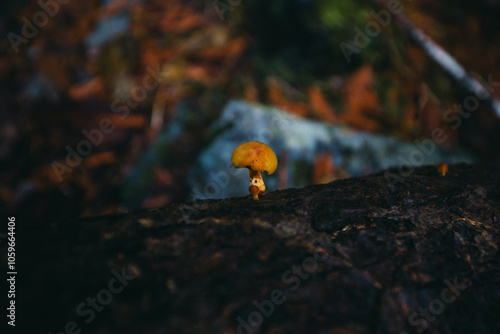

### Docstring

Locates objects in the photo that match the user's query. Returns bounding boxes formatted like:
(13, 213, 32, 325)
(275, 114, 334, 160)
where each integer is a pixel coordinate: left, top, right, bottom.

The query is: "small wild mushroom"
(231, 141, 278, 200)
(437, 162, 448, 176)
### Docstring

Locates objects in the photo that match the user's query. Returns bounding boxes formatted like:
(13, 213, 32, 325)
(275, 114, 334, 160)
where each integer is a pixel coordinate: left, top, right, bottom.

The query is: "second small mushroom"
(437, 162, 448, 176)
(231, 141, 278, 200)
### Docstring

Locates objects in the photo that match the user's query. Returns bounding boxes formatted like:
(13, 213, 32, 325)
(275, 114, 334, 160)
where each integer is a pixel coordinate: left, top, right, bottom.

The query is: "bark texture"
(18, 163, 500, 333)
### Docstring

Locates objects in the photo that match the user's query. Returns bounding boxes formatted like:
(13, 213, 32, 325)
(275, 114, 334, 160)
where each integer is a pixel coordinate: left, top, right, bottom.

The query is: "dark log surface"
(16, 163, 500, 333)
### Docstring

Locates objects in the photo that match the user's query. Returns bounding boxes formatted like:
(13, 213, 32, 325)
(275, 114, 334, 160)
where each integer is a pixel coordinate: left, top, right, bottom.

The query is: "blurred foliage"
(319, 0, 371, 28)
(1, 0, 499, 223)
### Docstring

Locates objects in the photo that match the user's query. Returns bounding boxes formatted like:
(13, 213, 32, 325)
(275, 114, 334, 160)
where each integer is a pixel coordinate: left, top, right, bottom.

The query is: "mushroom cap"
(231, 141, 278, 175)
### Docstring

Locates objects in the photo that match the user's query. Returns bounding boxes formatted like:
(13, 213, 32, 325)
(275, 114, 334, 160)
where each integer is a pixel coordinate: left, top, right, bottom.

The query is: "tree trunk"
(18, 163, 500, 333)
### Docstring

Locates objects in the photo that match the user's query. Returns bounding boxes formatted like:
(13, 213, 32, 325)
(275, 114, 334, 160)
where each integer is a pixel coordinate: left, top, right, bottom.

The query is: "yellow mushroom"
(437, 162, 448, 176)
(231, 141, 278, 200)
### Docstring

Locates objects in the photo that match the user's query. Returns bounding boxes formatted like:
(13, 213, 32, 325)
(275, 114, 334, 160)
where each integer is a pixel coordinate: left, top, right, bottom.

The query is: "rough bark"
(18, 163, 500, 333)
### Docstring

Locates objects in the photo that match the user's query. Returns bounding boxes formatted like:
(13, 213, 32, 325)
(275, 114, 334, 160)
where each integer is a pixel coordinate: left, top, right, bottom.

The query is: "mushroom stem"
(249, 185, 260, 200)
(248, 169, 265, 200)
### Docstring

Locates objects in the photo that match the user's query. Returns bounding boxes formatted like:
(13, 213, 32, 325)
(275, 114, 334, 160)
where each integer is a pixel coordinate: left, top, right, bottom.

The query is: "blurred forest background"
(1, 0, 500, 223)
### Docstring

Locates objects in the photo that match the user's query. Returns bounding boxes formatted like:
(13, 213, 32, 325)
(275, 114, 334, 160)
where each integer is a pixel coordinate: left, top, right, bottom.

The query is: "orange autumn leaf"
(312, 152, 350, 184)
(197, 37, 247, 61)
(83, 151, 117, 168)
(342, 65, 379, 130)
(308, 85, 336, 123)
(69, 77, 106, 100)
(159, 3, 204, 34)
(104, 114, 147, 129)
(244, 81, 259, 103)
(267, 77, 308, 117)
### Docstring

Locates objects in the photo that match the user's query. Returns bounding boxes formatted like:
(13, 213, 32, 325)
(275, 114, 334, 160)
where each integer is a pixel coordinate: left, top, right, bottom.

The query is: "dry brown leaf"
(153, 167, 174, 187)
(141, 194, 172, 209)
